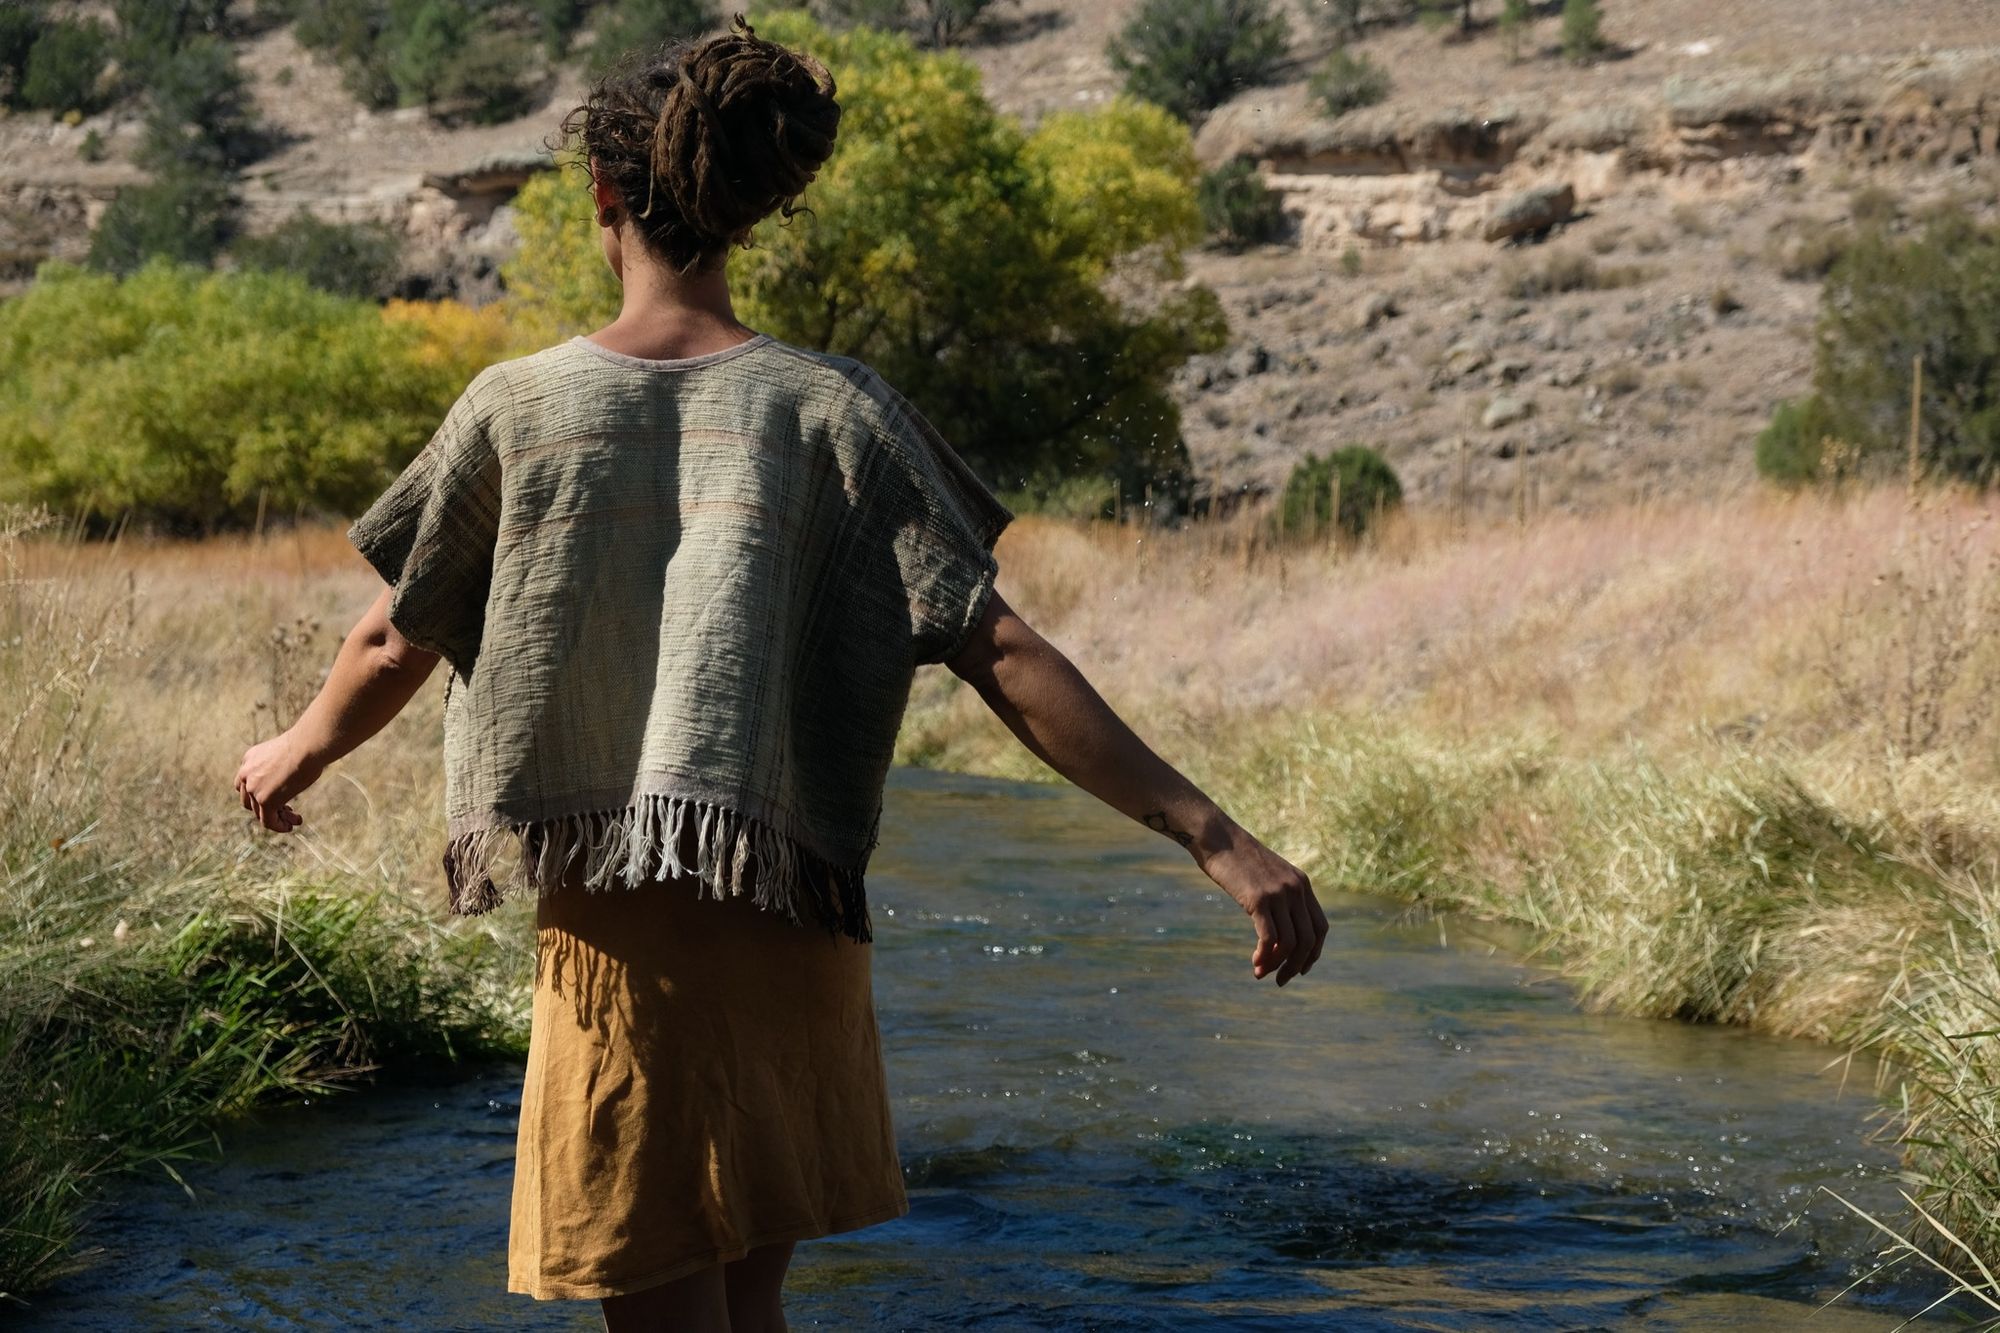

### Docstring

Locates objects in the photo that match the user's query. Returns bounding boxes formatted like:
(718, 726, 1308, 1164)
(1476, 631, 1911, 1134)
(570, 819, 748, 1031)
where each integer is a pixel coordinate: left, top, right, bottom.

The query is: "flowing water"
(15, 766, 1963, 1329)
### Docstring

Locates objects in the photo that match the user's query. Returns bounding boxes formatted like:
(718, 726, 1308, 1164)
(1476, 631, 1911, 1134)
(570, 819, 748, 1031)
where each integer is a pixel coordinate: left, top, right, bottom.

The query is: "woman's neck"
(590, 252, 759, 361)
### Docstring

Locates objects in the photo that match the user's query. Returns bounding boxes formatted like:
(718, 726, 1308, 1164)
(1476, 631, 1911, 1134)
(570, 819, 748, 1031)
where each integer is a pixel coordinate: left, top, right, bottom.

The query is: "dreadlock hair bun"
(553, 12, 840, 274)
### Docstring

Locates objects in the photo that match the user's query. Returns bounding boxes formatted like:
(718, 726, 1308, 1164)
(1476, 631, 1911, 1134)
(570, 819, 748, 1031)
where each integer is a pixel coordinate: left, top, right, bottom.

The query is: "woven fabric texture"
(348, 333, 1014, 943)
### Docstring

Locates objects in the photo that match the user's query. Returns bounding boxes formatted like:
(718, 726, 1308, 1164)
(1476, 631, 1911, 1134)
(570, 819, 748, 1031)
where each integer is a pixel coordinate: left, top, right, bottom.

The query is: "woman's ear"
(587, 158, 621, 229)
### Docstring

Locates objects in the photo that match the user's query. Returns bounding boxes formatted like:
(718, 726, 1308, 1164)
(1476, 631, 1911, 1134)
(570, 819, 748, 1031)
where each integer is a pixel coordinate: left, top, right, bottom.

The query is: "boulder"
(1482, 184, 1577, 242)
(1356, 292, 1399, 330)
(1483, 395, 1534, 429)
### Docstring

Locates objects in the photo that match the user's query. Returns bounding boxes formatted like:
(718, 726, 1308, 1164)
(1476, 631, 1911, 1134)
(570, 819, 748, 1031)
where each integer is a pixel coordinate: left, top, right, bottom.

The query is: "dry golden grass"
(7, 482, 2000, 1290)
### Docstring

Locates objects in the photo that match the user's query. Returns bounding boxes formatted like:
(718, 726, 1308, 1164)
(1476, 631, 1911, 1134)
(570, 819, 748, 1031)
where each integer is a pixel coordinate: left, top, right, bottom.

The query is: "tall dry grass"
(0, 508, 532, 1306)
(898, 483, 2000, 1301)
(5, 482, 1998, 1306)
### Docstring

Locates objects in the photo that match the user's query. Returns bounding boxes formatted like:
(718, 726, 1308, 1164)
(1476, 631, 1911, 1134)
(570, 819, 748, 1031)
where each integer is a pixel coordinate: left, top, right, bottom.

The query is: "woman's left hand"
(235, 732, 324, 833)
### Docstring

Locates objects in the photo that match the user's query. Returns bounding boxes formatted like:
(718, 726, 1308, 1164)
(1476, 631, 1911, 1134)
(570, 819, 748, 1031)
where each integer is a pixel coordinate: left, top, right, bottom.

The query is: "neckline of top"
(568, 332, 773, 371)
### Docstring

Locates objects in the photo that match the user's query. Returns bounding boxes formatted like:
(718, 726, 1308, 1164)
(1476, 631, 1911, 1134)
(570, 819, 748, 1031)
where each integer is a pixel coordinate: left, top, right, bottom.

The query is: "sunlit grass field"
(3, 485, 1998, 1308)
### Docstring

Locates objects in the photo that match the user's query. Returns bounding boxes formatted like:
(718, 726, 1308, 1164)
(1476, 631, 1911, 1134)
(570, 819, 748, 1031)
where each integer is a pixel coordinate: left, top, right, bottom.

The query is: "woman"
(234, 14, 1325, 1330)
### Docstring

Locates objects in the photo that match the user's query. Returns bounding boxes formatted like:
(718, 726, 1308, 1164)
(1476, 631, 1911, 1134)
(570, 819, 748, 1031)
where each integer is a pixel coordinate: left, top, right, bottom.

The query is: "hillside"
(3, 0, 1997, 514)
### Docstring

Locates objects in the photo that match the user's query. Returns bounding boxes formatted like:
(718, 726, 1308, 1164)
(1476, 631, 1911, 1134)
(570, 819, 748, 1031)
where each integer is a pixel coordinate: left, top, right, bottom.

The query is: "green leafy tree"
(1106, 0, 1291, 125)
(384, 0, 483, 107)
(136, 36, 263, 173)
(506, 12, 1226, 503)
(1804, 210, 2000, 485)
(86, 169, 242, 274)
(232, 210, 407, 301)
(1276, 445, 1402, 541)
(18, 18, 112, 114)
(1560, 0, 1602, 64)
(589, 0, 714, 72)
(0, 260, 474, 530)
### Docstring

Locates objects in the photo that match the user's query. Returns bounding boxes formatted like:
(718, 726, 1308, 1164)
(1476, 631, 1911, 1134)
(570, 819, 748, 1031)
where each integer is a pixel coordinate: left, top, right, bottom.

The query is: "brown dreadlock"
(549, 12, 841, 275)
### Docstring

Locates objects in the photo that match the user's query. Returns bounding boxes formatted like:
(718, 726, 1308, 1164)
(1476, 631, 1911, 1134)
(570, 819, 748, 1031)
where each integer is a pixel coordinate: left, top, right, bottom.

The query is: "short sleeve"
(346, 367, 505, 677)
(869, 382, 1015, 667)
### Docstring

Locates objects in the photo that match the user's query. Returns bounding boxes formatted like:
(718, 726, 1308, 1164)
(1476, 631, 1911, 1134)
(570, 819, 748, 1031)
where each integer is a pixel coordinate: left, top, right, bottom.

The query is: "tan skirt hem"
(507, 1195, 913, 1301)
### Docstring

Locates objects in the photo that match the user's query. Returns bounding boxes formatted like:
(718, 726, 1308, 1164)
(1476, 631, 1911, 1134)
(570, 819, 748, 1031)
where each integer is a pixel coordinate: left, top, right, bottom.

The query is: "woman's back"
(348, 329, 1014, 943)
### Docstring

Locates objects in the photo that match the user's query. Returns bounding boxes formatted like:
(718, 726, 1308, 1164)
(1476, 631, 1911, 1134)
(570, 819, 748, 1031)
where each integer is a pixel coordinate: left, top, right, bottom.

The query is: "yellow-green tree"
(0, 260, 487, 530)
(503, 8, 1225, 504)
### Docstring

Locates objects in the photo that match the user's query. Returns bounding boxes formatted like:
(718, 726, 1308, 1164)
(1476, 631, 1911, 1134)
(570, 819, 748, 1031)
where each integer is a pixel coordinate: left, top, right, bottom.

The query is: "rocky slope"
(3, 0, 1996, 515)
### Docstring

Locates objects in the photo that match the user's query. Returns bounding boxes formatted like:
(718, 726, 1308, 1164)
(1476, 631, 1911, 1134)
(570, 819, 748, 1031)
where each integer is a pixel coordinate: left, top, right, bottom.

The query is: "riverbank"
(1, 485, 1994, 1307)
(0, 509, 533, 1304)
(895, 485, 2000, 1297)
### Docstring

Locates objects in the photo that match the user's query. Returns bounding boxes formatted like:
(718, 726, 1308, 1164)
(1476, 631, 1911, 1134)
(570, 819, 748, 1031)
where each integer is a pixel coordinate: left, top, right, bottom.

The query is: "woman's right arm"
(944, 588, 1328, 987)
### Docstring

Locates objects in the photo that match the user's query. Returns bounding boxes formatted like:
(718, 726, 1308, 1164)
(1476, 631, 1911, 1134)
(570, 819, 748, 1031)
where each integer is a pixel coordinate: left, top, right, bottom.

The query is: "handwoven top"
(347, 332, 1015, 943)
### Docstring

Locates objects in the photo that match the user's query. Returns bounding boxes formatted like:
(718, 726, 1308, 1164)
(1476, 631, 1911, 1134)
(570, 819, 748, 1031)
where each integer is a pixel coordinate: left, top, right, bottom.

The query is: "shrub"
(0, 260, 491, 529)
(1105, 0, 1291, 124)
(109, 0, 230, 78)
(509, 13, 1227, 500)
(1850, 184, 1899, 229)
(427, 28, 543, 123)
(530, 0, 588, 56)
(1302, 0, 1367, 38)
(136, 35, 263, 173)
(278, 0, 541, 120)
(0, 5, 42, 103)
(1275, 445, 1403, 542)
(288, 2, 398, 108)
(1308, 45, 1390, 117)
(1198, 157, 1288, 250)
(384, 1, 541, 122)
(1501, 249, 1646, 299)
(815, 0, 911, 31)
(1811, 209, 2000, 485)
(232, 210, 406, 300)
(1560, 0, 1602, 64)
(1771, 217, 1849, 280)
(1498, 0, 1530, 61)
(588, 0, 714, 73)
(913, 0, 994, 45)
(86, 168, 242, 275)
(77, 128, 107, 162)
(18, 18, 112, 114)
(1754, 394, 1840, 486)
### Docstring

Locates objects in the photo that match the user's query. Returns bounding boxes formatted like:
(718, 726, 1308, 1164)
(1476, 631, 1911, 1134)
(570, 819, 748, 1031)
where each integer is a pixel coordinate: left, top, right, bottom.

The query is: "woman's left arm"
(235, 581, 440, 833)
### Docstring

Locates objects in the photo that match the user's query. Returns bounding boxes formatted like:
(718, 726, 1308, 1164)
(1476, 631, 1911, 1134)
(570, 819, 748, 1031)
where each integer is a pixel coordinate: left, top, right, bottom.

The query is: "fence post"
(1515, 449, 1527, 527)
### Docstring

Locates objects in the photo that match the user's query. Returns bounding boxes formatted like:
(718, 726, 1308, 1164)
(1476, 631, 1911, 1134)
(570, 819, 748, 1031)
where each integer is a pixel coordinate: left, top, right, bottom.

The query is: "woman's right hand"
(1199, 829, 1328, 986)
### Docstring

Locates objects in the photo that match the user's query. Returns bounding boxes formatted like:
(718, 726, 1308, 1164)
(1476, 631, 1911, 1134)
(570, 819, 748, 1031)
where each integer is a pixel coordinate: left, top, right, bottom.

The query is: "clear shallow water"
(14, 765, 1961, 1329)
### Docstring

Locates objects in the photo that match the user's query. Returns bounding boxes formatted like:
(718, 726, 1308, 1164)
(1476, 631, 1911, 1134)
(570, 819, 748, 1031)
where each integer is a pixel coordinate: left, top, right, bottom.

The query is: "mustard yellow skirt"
(507, 867, 909, 1301)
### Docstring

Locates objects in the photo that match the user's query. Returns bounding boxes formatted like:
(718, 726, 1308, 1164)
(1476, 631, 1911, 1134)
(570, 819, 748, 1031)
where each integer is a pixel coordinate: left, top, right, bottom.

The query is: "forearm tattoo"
(1143, 810, 1196, 851)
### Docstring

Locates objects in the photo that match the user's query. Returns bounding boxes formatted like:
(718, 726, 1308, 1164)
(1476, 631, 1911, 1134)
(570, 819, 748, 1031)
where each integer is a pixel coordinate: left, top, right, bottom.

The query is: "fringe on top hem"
(440, 793, 874, 944)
